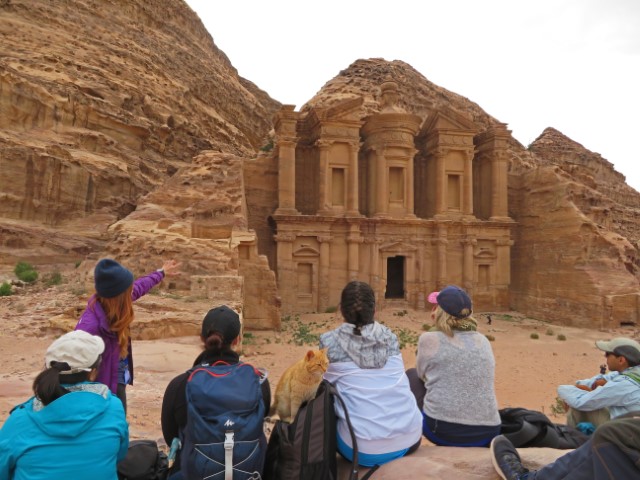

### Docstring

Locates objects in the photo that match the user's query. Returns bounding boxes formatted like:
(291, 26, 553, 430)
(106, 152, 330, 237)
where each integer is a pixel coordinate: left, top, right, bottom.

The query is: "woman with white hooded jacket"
(320, 281, 422, 468)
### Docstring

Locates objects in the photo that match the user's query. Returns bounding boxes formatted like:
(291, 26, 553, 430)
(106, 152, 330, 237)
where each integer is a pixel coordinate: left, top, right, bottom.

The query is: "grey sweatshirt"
(416, 330, 500, 426)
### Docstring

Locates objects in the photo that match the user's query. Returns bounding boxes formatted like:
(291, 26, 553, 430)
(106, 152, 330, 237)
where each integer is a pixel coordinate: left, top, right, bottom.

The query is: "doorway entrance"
(385, 256, 405, 299)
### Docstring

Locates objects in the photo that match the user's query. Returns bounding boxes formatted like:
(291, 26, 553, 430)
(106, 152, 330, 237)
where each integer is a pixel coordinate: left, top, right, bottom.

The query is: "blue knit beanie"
(94, 258, 134, 298)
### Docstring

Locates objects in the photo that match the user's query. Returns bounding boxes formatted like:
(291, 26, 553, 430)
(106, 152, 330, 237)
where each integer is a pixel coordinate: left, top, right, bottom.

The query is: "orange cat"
(271, 349, 328, 422)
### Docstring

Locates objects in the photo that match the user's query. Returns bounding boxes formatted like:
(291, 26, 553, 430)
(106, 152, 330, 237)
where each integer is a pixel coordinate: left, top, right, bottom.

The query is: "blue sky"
(185, 0, 640, 191)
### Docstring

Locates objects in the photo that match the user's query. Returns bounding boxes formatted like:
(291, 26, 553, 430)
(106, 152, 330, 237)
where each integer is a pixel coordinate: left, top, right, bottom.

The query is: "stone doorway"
(385, 255, 405, 299)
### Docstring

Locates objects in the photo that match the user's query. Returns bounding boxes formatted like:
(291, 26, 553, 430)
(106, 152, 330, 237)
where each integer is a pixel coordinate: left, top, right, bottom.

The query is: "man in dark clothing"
(491, 412, 640, 479)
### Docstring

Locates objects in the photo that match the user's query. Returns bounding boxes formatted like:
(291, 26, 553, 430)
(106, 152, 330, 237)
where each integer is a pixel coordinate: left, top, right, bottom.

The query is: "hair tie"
(50, 361, 71, 372)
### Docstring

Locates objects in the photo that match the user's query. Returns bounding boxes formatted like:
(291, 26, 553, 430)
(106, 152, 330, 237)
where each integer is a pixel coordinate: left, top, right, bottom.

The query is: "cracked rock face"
(0, 0, 279, 259)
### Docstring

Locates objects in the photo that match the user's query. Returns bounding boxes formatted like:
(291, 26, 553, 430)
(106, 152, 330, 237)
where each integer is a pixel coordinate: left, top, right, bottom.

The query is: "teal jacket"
(0, 383, 128, 480)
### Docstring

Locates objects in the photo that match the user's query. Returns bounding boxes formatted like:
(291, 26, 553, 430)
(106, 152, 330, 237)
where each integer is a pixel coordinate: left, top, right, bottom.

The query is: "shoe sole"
(490, 437, 509, 480)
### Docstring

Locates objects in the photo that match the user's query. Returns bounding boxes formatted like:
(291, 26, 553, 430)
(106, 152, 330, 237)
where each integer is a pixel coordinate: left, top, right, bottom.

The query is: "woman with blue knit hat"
(75, 258, 180, 412)
(407, 284, 501, 447)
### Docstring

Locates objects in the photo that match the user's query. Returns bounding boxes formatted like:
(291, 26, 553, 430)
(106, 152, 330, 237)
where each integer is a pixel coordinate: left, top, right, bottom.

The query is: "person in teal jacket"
(0, 331, 129, 480)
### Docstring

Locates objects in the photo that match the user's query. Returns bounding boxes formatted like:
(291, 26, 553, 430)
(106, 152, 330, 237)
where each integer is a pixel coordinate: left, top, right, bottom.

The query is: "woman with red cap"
(407, 285, 500, 447)
(75, 258, 180, 412)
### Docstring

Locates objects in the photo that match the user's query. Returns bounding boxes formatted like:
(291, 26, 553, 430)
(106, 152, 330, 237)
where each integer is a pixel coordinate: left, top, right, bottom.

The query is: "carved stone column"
(406, 147, 417, 217)
(275, 139, 299, 215)
(462, 237, 477, 295)
(495, 238, 514, 286)
(273, 106, 299, 216)
(317, 139, 332, 215)
(491, 151, 510, 220)
(367, 238, 380, 294)
(433, 224, 448, 288)
(434, 149, 447, 215)
(347, 230, 363, 281)
(275, 232, 296, 310)
(463, 149, 474, 216)
(318, 235, 331, 312)
(375, 147, 388, 217)
(346, 141, 360, 216)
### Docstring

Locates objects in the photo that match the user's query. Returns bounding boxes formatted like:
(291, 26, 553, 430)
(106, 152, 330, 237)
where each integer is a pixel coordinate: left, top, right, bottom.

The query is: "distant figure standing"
(487, 314, 492, 325)
(75, 258, 180, 412)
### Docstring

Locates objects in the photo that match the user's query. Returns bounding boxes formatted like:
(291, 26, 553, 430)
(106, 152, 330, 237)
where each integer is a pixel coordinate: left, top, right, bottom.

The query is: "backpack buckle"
(224, 431, 234, 450)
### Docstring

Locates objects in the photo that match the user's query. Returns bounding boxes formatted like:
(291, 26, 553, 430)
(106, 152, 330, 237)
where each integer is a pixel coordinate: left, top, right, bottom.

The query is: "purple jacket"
(75, 270, 164, 393)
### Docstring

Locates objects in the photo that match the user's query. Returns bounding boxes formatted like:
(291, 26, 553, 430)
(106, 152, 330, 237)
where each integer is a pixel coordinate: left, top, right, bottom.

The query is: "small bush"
(485, 334, 495, 342)
(14, 262, 38, 283)
(74, 260, 82, 268)
(546, 328, 554, 336)
(530, 333, 539, 340)
(243, 332, 255, 345)
(422, 323, 430, 331)
(550, 396, 566, 417)
(557, 334, 567, 341)
(0, 282, 12, 296)
(324, 305, 337, 313)
(44, 271, 63, 286)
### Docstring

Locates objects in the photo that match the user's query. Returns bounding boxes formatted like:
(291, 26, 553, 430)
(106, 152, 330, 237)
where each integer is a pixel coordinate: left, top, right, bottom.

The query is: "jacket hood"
(335, 322, 399, 369)
(27, 383, 111, 437)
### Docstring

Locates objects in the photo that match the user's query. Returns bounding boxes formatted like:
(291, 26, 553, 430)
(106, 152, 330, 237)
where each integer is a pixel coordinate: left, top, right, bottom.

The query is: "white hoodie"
(321, 323, 422, 454)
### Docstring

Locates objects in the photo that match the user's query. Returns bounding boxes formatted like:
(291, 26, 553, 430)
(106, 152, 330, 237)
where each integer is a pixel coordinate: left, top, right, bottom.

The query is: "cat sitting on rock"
(271, 349, 328, 422)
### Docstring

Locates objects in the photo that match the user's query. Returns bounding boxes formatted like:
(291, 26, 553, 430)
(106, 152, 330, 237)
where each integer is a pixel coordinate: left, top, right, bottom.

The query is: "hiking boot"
(490, 435, 530, 480)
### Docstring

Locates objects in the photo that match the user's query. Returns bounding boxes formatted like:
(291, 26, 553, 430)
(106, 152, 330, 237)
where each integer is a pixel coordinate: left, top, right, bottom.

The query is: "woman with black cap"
(161, 305, 271, 477)
(0, 331, 128, 479)
(407, 284, 501, 447)
(75, 257, 180, 412)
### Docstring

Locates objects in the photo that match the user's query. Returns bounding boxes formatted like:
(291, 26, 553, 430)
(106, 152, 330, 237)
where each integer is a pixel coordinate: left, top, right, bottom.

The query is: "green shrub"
(546, 328, 554, 336)
(530, 333, 539, 339)
(557, 334, 567, 341)
(44, 271, 63, 286)
(324, 305, 337, 313)
(14, 262, 38, 283)
(550, 396, 566, 417)
(0, 282, 12, 296)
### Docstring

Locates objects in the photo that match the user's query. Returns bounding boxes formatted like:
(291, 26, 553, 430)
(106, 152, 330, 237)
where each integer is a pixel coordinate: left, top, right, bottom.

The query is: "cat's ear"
(305, 350, 315, 361)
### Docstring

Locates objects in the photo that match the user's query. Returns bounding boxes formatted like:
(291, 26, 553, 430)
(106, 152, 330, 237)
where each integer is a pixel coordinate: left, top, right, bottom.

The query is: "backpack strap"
(224, 431, 234, 480)
(329, 382, 359, 480)
(623, 372, 640, 385)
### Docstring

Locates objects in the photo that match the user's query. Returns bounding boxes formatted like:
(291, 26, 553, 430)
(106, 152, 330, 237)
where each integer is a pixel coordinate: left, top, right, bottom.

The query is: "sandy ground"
(1, 275, 638, 450)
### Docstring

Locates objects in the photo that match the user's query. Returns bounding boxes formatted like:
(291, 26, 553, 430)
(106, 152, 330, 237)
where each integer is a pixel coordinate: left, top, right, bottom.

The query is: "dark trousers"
(530, 417, 640, 479)
(117, 383, 127, 414)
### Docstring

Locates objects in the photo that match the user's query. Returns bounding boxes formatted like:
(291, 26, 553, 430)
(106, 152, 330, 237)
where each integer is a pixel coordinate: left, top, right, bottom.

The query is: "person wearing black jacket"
(161, 305, 270, 476)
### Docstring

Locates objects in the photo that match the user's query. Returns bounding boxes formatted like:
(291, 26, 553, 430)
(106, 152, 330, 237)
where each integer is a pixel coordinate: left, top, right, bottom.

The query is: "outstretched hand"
(161, 259, 182, 277)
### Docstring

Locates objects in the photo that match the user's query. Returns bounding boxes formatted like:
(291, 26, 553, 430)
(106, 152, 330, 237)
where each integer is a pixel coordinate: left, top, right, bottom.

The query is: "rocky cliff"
(0, 0, 279, 261)
(1, 2, 639, 329)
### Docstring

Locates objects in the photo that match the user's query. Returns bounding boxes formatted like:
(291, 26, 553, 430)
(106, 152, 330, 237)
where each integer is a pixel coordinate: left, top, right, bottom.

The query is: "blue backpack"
(182, 361, 266, 479)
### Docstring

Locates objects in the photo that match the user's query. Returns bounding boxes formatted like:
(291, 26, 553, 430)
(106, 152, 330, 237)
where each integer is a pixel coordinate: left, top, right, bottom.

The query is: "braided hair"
(339, 281, 376, 335)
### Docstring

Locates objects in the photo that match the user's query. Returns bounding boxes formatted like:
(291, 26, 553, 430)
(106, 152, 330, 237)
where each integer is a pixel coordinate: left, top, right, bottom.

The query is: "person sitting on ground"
(161, 305, 271, 477)
(320, 280, 423, 468)
(0, 331, 129, 480)
(490, 411, 640, 479)
(558, 337, 640, 428)
(75, 257, 180, 412)
(406, 285, 501, 447)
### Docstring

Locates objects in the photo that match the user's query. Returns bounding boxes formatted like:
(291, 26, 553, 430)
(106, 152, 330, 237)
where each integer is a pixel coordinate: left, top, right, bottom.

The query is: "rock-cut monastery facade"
(269, 82, 514, 314)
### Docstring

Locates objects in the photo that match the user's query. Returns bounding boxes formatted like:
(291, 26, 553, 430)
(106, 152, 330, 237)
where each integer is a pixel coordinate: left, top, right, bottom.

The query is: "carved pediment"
(420, 106, 478, 137)
(379, 241, 418, 253)
(293, 246, 320, 257)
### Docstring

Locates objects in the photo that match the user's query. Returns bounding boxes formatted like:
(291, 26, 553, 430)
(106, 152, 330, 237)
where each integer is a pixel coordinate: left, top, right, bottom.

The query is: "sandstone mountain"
(1, 1, 639, 329)
(0, 0, 279, 262)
